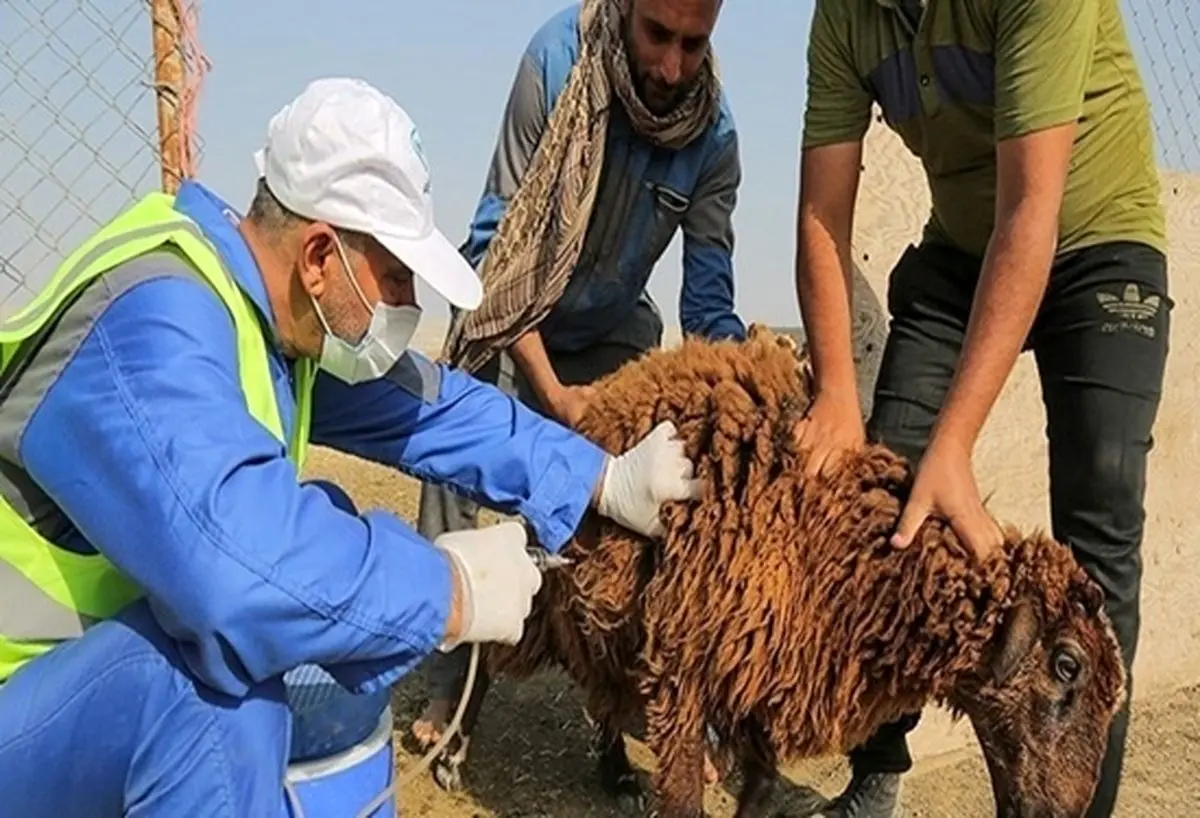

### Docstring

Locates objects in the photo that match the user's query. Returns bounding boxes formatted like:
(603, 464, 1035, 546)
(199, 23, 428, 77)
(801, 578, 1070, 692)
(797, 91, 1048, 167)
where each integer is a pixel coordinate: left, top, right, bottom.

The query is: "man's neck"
(238, 221, 300, 358)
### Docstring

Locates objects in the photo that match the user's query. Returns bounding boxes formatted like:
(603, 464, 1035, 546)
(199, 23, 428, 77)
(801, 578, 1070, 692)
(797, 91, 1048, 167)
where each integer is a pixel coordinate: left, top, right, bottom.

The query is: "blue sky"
(1, 0, 1196, 325)
(191, 0, 811, 327)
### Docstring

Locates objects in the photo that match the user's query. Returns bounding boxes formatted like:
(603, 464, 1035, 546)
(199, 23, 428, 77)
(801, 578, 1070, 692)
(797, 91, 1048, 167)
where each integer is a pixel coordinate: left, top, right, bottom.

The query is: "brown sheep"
(430, 325, 1127, 818)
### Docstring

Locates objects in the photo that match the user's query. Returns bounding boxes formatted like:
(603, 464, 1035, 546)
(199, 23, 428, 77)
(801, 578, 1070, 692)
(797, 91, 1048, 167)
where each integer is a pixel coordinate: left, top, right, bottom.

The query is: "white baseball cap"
(254, 77, 482, 310)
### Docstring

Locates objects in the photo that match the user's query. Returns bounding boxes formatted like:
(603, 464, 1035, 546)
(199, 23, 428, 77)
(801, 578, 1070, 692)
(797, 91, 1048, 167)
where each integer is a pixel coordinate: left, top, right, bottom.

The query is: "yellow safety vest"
(0, 191, 316, 682)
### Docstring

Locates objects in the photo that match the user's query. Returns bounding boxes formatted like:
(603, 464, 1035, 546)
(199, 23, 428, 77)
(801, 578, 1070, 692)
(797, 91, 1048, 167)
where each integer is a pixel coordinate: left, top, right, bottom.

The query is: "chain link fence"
(0, 1, 1195, 318)
(1127, 0, 1200, 172)
(0, 0, 207, 317)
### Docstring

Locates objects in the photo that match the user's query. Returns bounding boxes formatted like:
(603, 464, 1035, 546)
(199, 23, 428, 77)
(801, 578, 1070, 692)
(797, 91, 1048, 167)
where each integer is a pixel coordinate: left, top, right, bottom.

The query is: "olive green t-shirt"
(801, 0, 1167, 259)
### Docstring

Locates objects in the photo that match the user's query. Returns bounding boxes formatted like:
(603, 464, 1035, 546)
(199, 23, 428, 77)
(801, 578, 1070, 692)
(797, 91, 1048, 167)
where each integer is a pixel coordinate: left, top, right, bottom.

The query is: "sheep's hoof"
(432, 743, 468, 791)
(785, 785, 836, 817)
(431, 756, 463, 792)
(603, 771, 645, 814)
(429, 733, 472, 793)
(615, 790, 646, 815)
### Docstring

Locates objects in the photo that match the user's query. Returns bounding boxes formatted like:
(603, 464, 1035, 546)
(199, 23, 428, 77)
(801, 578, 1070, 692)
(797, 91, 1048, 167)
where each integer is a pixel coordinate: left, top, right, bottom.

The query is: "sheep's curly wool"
(487, 326, 1114, 779)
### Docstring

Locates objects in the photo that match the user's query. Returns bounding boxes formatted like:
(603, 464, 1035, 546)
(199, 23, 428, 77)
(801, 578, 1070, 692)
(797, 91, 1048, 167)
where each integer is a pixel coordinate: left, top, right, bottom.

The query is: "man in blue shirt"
(413, 0, 742, 790)
(0, 77, 701, 816)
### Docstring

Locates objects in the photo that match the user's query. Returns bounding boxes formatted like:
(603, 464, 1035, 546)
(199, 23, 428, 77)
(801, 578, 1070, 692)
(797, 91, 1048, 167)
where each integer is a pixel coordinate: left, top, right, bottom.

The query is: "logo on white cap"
(410, 127, 431, 194)
(254, 77, 481, 310)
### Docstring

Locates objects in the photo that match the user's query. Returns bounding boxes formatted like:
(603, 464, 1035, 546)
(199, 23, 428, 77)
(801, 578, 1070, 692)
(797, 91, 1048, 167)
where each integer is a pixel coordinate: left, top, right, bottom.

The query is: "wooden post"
(150, 0, 184, 194)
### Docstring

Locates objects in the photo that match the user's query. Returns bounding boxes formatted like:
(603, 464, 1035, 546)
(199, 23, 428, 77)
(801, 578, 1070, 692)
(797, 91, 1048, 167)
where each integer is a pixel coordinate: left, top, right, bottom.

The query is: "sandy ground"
(303, 447, 1200, 817)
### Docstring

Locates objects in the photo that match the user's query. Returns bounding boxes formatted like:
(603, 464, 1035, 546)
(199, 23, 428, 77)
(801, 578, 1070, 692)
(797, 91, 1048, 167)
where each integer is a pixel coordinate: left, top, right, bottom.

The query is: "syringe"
(526, 549, 573, 571)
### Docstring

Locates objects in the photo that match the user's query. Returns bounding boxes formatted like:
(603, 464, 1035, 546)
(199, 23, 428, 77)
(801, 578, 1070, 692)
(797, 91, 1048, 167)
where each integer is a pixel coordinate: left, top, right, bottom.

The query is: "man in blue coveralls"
(0, 77, 701, 816)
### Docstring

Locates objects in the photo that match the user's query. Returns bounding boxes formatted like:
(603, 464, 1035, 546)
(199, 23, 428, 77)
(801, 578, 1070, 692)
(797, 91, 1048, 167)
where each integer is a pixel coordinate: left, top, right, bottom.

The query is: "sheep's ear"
(991, 598, 1041, 686)
(1074, 578, 1105, 617)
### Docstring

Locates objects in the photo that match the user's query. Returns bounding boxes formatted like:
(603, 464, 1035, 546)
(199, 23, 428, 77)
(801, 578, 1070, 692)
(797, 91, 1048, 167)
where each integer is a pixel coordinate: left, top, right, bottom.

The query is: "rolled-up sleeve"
(802, 0, 873, 149)
(993, 0, 1099, 141)
(20, 274, 455, 697)
(309, 351, 608, 553)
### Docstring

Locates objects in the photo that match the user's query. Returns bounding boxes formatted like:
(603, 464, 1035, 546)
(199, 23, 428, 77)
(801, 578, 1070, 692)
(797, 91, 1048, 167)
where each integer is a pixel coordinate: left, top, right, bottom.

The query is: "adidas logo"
(1096, 283, 1159, 337)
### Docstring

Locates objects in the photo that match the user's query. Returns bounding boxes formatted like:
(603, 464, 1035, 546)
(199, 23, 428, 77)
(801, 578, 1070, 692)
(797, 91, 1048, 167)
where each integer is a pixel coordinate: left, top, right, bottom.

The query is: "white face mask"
(310, 234, 422, 384)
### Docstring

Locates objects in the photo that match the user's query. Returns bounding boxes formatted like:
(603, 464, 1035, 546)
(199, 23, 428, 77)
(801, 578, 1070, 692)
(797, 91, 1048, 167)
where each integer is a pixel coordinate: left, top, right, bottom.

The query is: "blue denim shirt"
(460, 3, 747, 352)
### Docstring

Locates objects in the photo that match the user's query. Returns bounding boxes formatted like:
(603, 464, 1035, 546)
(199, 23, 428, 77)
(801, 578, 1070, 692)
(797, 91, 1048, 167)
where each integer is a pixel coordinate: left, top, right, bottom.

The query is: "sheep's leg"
(594, 723, 644, 814)
(430, 659, 492, 793)
(733, 762, 777, 818)
(733, 721, 778, 818)
(645, 686, 707, 818)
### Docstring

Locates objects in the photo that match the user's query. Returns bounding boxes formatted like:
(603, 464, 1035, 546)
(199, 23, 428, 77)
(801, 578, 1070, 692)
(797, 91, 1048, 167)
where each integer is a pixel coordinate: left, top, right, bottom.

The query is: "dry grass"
(303, 446, 1199, 817)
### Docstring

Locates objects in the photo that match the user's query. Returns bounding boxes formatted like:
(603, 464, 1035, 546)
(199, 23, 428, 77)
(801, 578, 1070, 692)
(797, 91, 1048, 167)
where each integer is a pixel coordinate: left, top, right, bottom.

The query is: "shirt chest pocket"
(628, 180, 690, 274)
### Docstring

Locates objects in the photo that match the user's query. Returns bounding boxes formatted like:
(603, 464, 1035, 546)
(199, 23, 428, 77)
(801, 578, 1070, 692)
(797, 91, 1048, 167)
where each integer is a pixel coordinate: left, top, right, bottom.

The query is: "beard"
(638, 72, 687, 114)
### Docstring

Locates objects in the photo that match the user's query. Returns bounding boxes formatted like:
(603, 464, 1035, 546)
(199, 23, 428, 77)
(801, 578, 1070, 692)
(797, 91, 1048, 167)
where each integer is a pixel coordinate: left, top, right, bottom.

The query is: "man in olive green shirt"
(793, 0, 1170, 816)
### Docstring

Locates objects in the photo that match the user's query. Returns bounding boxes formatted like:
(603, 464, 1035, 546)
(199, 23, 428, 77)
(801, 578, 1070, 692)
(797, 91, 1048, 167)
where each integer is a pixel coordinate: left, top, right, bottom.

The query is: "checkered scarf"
(439, 0, 721, 373)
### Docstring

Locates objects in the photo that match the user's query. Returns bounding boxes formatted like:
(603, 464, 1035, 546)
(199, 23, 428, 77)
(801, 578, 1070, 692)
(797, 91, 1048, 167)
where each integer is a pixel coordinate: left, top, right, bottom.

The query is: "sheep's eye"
(1052, 649, 1081, 684)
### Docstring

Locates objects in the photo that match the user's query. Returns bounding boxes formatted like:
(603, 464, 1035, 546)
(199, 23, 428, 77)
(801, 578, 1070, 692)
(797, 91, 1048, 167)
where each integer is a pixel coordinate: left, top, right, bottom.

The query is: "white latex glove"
(434, 521, 543, 650)
(596, 420, 702, 538)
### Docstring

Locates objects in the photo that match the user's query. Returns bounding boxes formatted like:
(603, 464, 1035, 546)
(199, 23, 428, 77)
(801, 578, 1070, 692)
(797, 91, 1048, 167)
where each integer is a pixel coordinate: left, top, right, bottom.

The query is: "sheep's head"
(953, 539, 1126, 818)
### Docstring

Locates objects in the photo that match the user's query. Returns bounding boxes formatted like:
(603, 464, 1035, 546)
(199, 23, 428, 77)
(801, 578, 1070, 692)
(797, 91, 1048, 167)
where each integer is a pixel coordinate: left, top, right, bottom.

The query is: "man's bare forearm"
(794, 142, 863, 399)
(508, 328, 564, 408)
(796, 210, 859, 396)
(932, 119, 1075, 453)
(932, 205, 1057, 451)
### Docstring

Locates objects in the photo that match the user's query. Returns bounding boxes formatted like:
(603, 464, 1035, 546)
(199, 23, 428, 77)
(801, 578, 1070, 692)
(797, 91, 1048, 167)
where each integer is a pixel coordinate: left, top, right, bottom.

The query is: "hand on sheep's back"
(547, 383, 596, 429)
(595, 420, 702, 540)
(794, 388, 867, 479)
(891, 434, 1005, 561)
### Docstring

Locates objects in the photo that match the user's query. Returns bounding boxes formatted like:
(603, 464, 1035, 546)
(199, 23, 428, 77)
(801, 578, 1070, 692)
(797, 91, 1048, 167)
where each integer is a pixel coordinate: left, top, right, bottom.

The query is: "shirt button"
(919, 74, 930, 87)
